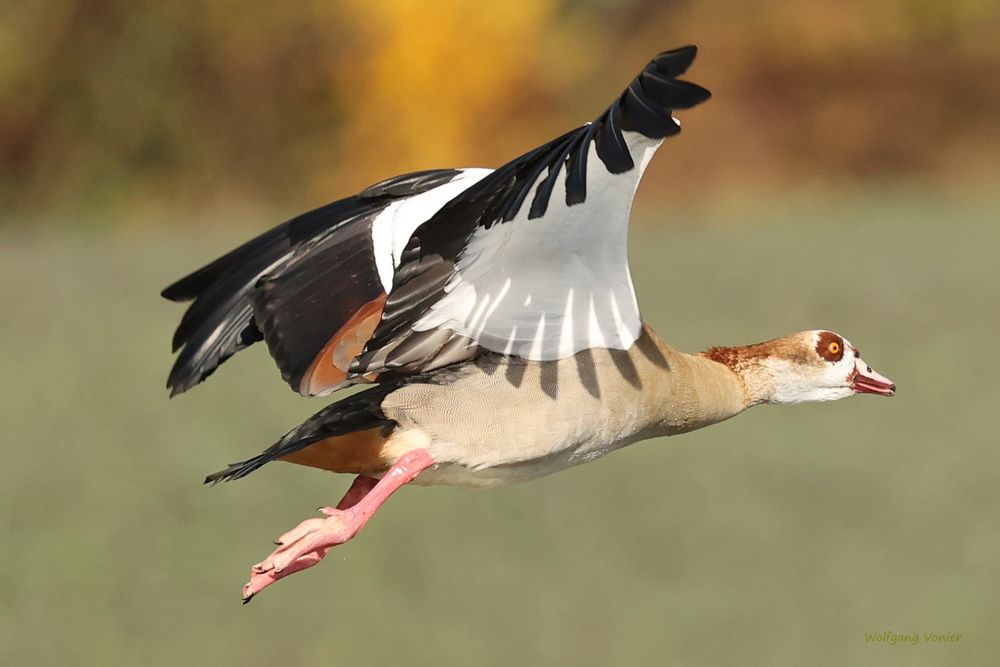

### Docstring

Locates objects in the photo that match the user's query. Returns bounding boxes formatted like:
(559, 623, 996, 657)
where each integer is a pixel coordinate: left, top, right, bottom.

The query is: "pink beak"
(851, 358, 896, 396)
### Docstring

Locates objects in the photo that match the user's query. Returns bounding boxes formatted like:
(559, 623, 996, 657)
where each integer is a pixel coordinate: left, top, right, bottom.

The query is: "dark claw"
(242, 592, 255, 605)
(273, 540, 282, 545)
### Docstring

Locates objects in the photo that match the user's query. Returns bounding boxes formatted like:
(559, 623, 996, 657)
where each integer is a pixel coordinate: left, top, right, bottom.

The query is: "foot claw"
(240, 510, 359, 601)
(242, 580, 257, 605)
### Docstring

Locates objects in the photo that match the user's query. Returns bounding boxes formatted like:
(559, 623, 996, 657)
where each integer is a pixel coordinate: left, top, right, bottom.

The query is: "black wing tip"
(646, 44, 711, 106)
(162, 264, 222, 302)
(690, 83, 712, 105)
(161, 283, 192, 302)
(165, 354, 218, 397)
(610, 44, 711, 140)
(661, 80, 712, 109)
(166, 377, 195, 398)
(657, 44, 698, 57)
(165, 371, 187, 397)
(165, 374, 195, 398)
(652, 45, 699, 75)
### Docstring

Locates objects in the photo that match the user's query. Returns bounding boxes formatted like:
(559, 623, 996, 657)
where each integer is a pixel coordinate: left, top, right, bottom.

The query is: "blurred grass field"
(1, 190, 998, 666)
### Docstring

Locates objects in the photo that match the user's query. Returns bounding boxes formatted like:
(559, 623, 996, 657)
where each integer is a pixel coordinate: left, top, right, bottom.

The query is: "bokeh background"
(2, 1, 998, 665)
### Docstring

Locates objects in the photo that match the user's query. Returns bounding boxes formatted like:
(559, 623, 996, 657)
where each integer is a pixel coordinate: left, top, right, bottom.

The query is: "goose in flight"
(162, 46, 895, 603)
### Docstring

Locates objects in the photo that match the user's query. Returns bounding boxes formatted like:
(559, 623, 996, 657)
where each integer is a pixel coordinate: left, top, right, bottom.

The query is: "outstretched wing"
(162, 168, 490, 396)
(350, 46, 710, 379)
(163, 46, 709, 397)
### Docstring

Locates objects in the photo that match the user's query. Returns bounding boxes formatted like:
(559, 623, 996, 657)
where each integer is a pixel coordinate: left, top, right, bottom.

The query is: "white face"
(762, 331, 895, 405)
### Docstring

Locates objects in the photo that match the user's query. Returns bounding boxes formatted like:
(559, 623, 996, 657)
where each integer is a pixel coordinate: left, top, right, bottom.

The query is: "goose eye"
(817, 333, 845, 362)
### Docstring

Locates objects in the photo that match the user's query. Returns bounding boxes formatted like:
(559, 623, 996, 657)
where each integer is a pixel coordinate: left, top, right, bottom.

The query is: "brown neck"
(699, 343, 780, 407)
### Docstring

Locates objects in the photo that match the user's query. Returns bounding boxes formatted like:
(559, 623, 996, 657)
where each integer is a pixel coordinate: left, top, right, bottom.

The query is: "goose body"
(163, 47, 895, 602)
(267, 326, 745, 489)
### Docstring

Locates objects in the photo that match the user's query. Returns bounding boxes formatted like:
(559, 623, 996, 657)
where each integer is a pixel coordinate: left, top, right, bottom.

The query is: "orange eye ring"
(828, 341, 841, 355)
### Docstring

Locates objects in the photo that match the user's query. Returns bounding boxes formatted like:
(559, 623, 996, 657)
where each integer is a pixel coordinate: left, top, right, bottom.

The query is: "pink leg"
(334, 475, 378, 510)
(242, 449, 434, 603)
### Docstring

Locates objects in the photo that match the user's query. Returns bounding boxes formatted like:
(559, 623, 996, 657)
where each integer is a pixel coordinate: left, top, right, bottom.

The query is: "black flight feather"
(162, 169, 462, 396)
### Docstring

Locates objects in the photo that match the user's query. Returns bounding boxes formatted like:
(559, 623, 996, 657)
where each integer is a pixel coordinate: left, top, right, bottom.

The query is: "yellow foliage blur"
(0, 0, 998, 223)
(330, 0, 559, 176)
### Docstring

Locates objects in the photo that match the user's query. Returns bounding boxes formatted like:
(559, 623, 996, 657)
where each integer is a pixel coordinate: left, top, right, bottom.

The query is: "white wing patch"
(369, 168, 493, 293)
(412, 130, 665, 360)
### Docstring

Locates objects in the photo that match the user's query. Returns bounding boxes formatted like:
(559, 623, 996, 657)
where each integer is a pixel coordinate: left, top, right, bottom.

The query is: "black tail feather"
(204, 383, 399, 484)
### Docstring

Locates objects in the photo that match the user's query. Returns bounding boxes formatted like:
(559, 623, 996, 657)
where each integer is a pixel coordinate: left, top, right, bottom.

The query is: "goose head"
(704, 331, 896, 405)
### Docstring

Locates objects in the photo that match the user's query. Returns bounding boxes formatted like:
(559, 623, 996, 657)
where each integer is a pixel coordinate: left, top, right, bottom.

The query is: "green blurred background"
(2, 1, 999, 665)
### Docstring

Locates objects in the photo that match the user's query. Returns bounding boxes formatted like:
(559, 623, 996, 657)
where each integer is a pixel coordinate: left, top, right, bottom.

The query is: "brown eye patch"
(816, 331, 845, 362)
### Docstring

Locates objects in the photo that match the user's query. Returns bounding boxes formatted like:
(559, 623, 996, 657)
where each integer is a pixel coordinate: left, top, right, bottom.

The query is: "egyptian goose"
(162, 46, 895, 603)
